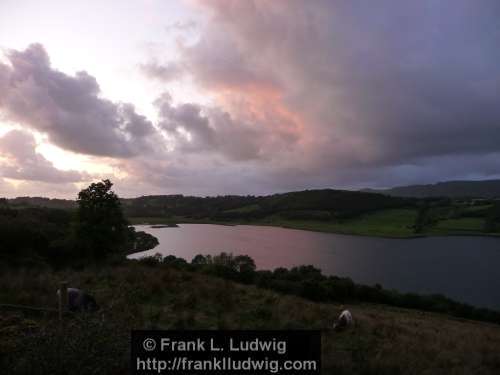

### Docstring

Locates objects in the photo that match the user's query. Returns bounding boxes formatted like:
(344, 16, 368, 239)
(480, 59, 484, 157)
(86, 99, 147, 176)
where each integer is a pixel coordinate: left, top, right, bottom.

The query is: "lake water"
(130, 224, 500, 310)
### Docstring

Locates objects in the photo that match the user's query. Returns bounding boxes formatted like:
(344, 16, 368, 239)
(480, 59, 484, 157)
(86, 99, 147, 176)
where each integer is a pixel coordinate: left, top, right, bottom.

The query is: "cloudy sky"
(1, 0, 500, 198)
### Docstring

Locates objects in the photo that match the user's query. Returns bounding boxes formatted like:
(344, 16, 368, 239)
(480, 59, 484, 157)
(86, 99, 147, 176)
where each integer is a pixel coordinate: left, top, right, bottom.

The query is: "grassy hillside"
(6, 197, 76, 210)
(127, 209, 419, 237)
(1, 263, 500, 374)
(121, 189, 413, 221)
(122, 190, 500, 237)
(129, 204, 500, 238)
(254, 208, 419, 237)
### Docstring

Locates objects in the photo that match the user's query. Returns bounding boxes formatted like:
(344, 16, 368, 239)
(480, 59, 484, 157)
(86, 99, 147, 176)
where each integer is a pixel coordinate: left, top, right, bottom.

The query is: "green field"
(127, 209, 421, 238)
(429, 217, 486, 235)
(257, 209, 419, 237)
(127, 216, 179, 225)
(224, 204, 261, 213)
(127, 206, 498, 238)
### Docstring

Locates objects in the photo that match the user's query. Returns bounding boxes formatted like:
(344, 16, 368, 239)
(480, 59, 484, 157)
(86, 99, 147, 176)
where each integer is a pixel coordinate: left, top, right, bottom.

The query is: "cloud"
(151, 0, 500, 188)
(155, 93, 265, 160)
(165, 20, 197, 34)
(0, 43, 158, 158)
(0, 129, 86, 183)
(139, 61, 182, 82)
(3, 1, 500, 197)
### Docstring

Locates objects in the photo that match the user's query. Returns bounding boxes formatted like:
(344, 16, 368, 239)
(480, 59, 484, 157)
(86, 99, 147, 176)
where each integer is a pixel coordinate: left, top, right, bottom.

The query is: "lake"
(130, 224, 500, 310)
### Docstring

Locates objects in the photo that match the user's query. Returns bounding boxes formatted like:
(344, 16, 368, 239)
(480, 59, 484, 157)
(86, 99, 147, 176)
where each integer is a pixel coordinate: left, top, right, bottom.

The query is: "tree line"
(0, 180, 157, 268)
(122, 189, 415, 221)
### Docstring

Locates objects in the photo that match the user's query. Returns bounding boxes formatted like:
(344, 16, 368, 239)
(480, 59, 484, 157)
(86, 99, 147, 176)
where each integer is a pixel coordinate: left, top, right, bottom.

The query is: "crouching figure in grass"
(57, 288, 99, 312)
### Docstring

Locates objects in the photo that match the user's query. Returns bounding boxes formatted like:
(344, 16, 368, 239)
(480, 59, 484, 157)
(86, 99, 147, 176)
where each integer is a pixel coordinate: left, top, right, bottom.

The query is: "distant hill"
(4, 190, 413, 220)
(5, 187, 500, 237)
(7, 196, 77, 210)
(363, 179, 500, 198)
(7, 181, 500, 213)
(120, 189, 413, 221)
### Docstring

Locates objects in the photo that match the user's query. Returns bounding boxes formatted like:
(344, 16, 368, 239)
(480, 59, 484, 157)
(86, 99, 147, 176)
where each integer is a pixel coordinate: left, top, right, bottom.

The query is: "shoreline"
(130, 219, 500, 240)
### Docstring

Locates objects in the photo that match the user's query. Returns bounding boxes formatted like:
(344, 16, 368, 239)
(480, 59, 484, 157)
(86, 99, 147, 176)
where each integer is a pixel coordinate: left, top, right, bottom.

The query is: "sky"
(1, 0, 500, 198)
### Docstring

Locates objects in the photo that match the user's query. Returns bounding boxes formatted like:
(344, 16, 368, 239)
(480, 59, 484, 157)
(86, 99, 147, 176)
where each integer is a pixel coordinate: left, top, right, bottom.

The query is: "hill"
(6, 197, 77, 210)
(6, 188, 500, 238)
(121, 190, 500, 238)
(5, 190, 411, 219)
(2, 262, 500, 374)
(364, 179, 500, 198)
(121, 190, 428, 237)
(121, 189, 413, 220)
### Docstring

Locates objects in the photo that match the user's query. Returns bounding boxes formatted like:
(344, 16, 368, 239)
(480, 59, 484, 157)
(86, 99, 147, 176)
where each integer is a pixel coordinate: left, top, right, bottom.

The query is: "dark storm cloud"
(0, 44, 156, 158)
(4, 0, 500, 196)
(0, 129, 86, 183)
(161, 0, 500, 188)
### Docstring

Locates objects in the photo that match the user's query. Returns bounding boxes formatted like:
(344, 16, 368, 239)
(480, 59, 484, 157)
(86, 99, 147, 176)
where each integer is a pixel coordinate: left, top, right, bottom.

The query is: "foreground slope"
(1, 263, 500, 374)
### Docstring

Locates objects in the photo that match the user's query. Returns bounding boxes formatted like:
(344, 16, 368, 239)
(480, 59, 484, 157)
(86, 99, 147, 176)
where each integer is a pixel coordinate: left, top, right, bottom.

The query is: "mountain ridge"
(362, 179, 500, 198)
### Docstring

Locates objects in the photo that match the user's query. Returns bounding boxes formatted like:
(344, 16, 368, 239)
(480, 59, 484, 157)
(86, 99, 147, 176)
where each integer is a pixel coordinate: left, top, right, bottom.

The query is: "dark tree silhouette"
(234, 255, 256, 273)
(484, 201, 500, 233)
(75, 179, 129, 260)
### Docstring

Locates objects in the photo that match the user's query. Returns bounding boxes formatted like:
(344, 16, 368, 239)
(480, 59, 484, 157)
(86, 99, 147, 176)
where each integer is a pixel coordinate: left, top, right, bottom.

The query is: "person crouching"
(57, 288, 99, 312)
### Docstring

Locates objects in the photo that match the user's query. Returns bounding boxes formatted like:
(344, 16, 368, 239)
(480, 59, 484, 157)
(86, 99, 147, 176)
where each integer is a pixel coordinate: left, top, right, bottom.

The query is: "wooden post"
(59, 281, 68, 321)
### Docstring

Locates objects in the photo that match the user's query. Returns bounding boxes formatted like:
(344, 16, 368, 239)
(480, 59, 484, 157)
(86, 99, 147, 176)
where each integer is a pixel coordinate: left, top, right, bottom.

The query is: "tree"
(191, 254, 209, 266)
(484, 201, 500, 233)
(234, 255, 256, 274)
(234, 255, 256, 283)
(414, 203, 429, 234)
(75, 179, 129, 260)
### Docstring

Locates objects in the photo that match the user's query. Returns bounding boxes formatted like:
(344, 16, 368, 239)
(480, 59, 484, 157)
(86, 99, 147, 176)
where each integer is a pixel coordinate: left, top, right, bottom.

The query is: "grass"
(127, 216, 179, 225)
(259, 209, 419, 238)
(2, 263, 500, 374)
(127, 209, 419, 238)
(127, 207, 498, 238)
(430, 217, 486, 235)
(224, 204, 262, 213)
(462, 204, 493, 213)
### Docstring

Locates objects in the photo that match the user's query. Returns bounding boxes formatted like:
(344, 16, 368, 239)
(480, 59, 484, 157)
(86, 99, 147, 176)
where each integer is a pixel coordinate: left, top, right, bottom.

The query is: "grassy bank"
(127, 216, 180, 225)
(127, 207, 498, 238)
(127, 209, 418, 237)
(257, 209, 419, 237)
(2, 263, 500, 374)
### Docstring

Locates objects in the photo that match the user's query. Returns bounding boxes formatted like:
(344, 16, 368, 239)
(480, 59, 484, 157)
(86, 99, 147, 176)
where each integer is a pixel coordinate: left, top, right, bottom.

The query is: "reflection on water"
(130, 224, 500, 309)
